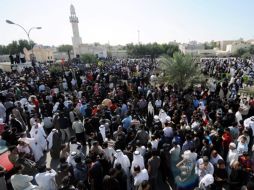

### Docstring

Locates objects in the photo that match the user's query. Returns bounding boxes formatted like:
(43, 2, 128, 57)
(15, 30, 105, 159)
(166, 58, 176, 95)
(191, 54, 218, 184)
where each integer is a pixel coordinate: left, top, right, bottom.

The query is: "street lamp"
(6, 19, 42, 60)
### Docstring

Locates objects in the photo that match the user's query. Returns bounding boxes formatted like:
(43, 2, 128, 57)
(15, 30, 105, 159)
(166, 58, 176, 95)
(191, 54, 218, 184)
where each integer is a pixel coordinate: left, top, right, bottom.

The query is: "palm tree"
(158, 52, 204, 89)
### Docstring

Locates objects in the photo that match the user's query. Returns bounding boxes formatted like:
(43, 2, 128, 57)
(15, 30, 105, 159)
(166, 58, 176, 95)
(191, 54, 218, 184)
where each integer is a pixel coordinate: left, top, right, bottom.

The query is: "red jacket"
(222, 132, 232, 148)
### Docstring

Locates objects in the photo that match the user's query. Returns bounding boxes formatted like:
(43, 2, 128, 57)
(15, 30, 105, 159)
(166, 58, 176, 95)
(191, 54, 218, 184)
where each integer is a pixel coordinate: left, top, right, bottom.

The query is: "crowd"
(0, 57, 254, 190)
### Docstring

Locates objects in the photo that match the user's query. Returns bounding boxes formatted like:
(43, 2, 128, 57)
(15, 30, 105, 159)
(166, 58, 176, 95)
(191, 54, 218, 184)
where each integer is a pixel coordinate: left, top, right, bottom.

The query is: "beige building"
(226, 42, 251, 53)
(179, 41, 205, 55)
(80, 44, 108, 58)
(24, 45, 54, 62)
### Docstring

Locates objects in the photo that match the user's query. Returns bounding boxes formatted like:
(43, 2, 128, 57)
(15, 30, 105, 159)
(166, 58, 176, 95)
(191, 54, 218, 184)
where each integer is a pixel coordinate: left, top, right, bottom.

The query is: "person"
(113, 149, 130, 175)
(199, 139, 211, 158)
(57, 112, 71, 143)
(103, 168, 120, 190)
(114, 163, 127, 190)
(227, 142, 239, 173)
(182, 134, 194, 152)
(9, 54, 14, 65)
(35, 164, 57, 190)
(67, 151, 78, 168)
(239, 152, 253, 184)
(18, 136, 44, 162)
(47, 129, 62, 159)
(11, 165, 39, 190)
(213, 159, 228, 189)
(55, 162, 71, 187)
(10, 114, 25, 133)
(222, 128, 233, 160)
(0, 166, 7, 190)
(147, 149, 160, 190)
(198, 174, 214, 190)
(209, 150, 223, 166)
(137, 180, 151, 190)
(131, 151, 145, 175)
(237, 136, 248, 156)
(30, 122, 47, 152)
(58, 176, 76, 190)
(87, 158, 104, 190)
(73, 156, 88, 185)
(163, 122, 173, 143)
(0, 101, 6, 123)
(122, 112, 132, 131)
(42, 114, 53, 134)
(195, 156, 214, 181)
(133, 165, 149, 189)
(102, 141, 116, 164)
(134, 125, 149, 146)
(228, 161, 245, 190)
(72, 117, 85, 145)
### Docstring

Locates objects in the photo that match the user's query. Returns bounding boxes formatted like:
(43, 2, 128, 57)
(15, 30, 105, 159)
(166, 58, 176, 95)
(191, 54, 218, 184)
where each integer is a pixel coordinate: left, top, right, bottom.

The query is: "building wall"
(226, 43, 251, 53)
(80, 45, 107, 58)
(53, 52, 70, 60)
(179, 43, 204, 55)
(111, 50, 128, 58)
(0, 55, 10, 62)
(24, 46, 54, 62)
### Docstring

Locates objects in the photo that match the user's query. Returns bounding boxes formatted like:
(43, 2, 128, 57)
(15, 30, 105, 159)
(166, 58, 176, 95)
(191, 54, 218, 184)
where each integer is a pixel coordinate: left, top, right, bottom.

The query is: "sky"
(1, 0, 254, 46)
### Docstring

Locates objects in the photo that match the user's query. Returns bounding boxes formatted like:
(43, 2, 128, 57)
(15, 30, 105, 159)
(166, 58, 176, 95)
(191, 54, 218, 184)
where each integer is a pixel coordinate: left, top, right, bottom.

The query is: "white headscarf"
(131, 151, 144, 174)
(199, 174, 214, 188)
(52, 102, 60, 113)
(99, 125, 106, 141)
(148, 102, 154, 115)
(47, 129, 58, 149)
(114, 150, 130, 174)
(67, 152, 77, 167)
(159, 109, 168, 124)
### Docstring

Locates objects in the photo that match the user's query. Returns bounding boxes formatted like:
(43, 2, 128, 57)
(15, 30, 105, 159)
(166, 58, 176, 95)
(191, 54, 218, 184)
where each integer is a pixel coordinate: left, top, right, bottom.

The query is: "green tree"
(18, 39, 35, 52)
(0, 45, 8, 55)
(242, 52, 251, 60)
(0, 39, 35, 55)
(80, 53, 97, 64)
(234, 48, 247, 57)
(159, 52, 204, 89)
(249, 45, 254, 54)
(166, 44, 179, 57)
(7, 41, 19, 54)
(126, 43, 179, 59)
(58, 44, 73, 52)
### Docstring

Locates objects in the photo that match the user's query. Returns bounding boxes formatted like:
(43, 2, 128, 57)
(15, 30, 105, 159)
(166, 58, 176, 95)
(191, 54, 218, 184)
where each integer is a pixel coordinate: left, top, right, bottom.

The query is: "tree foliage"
(234, 48, 247, 57)
(159, 52, 204, 89)
(204, 41, 219, 50)
(0, 39, 35, 55)
(57, 44, 73, 53)
(126, 43, 179, 59)
(80, 53, 97, 64)
(233, 45, 254, 57)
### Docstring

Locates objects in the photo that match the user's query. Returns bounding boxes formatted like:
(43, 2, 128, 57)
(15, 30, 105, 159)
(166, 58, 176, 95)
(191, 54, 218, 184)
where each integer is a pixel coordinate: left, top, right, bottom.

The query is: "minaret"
(69, 4, 82, 57)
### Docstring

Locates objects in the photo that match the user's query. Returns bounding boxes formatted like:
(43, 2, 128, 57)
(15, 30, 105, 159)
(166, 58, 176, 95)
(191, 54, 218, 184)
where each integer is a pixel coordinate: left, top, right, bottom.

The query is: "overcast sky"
(1, 0, 254, 46)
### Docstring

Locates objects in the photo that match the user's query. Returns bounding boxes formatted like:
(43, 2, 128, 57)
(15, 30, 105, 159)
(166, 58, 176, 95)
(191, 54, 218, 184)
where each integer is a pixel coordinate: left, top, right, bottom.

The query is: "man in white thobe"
(113, 149, 130, 174)
(35, 165, 57, 190)
(30, 123, 47, 151)
(133, 165, 149, 188)
(131, 151, 145, 175)
(0, 101, 6, 122)
(11, 165, 39, 190)
(19, 137, 44, 162)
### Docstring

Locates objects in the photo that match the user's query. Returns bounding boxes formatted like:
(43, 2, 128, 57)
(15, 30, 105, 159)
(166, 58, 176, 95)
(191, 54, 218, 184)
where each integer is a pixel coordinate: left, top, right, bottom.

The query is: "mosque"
(69, 4, 108, 58)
